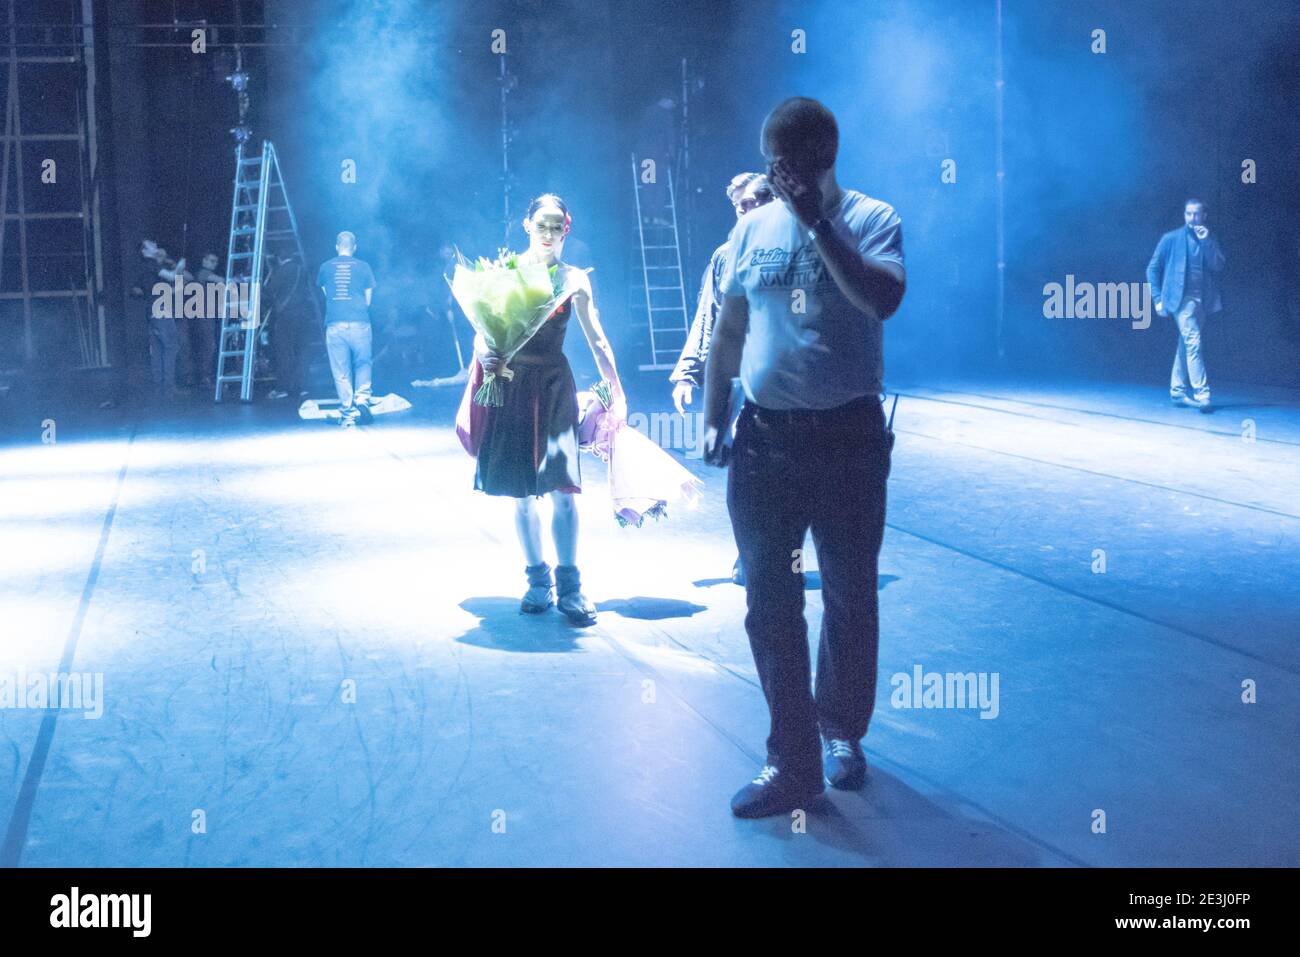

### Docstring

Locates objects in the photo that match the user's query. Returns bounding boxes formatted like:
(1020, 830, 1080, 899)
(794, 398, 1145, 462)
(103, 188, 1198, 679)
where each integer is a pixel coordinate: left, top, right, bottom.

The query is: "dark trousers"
(188, 317, 217, 387)
(269, 310, 306, 395)
(726, 394, 892, 779)
(148, 317, 181, 400)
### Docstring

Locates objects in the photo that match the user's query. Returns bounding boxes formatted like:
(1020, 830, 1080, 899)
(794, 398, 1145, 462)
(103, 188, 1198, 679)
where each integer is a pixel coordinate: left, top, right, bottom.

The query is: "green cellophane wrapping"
(448, 250, 572, 407)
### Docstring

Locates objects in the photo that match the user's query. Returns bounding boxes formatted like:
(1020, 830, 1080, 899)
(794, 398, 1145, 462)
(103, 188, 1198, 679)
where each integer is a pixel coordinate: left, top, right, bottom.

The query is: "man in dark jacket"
(669, 172, 773, 413)
(1146, 199, 1225, 411)
(670, 171, 773, 587)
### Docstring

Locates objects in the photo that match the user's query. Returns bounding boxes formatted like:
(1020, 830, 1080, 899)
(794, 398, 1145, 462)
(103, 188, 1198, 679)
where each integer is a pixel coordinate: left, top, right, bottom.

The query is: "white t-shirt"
(719, 189, 904, 410)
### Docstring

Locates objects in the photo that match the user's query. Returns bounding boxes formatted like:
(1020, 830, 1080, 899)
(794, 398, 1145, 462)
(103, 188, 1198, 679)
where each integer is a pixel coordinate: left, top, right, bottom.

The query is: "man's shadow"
(734, 760, 1072, 866)
(694, 572, 901, 591)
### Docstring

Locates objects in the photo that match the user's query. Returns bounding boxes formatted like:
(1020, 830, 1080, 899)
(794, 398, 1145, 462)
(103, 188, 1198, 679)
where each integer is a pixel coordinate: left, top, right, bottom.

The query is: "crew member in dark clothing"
(192, 252, 222, 390)
(130, 239, 189, 402)
(670, 171, 774, 586)
(265, 252, 309, 399)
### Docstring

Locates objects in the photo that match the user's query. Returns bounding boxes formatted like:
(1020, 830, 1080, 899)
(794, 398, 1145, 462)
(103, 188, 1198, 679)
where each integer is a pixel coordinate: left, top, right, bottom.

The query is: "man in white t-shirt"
(703, 96, 906, 819)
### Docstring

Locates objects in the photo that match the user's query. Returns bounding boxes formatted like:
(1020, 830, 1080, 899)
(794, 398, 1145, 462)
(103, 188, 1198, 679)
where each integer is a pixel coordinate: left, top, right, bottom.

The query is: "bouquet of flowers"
(448, 249, 573, 406)
(577, 381, 704, 527)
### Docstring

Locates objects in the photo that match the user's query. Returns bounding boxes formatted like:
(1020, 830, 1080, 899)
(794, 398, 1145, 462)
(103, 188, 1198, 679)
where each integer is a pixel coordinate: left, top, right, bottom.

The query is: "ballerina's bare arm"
(568, 267, 626, 406)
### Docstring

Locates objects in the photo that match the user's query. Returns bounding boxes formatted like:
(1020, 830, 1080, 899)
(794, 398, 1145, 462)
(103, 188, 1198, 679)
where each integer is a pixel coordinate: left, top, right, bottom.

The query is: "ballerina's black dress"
(473, 285, 583, 498)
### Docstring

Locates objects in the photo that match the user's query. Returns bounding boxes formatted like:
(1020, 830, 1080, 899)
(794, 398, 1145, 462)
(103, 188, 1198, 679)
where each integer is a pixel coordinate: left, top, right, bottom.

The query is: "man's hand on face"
(768, 159, 822, 227)
(1192, 225, 1209, 241)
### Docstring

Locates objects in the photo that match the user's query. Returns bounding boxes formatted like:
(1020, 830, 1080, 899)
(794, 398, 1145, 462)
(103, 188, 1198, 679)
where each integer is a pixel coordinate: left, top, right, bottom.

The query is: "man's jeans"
(726, 394, 893, 782)
(148, 316, 181, 400)
(1170, 298, 1209, 401)
(325, 321, 373, 419)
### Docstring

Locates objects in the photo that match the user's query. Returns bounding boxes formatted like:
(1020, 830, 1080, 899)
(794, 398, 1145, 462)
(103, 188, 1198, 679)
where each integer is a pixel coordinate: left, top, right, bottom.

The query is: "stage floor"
(2, 374, 1297, 866)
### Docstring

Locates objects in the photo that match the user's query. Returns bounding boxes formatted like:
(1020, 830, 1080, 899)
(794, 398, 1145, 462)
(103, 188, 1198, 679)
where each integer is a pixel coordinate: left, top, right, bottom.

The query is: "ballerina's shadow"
(453, 597, 586, 652)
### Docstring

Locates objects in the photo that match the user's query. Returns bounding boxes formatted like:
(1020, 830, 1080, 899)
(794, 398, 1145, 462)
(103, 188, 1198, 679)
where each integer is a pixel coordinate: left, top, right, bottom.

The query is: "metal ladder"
(631, 153, 691, 371)
(214, 140, 308, 402)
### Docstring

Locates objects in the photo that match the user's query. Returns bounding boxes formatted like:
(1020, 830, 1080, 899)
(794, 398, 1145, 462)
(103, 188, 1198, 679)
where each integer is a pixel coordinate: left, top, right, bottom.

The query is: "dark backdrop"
(96, 0, 1300, 394)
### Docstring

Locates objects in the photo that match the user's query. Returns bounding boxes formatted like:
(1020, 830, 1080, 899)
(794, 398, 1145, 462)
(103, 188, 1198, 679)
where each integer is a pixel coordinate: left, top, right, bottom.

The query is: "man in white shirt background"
(703, 96, 906, 819)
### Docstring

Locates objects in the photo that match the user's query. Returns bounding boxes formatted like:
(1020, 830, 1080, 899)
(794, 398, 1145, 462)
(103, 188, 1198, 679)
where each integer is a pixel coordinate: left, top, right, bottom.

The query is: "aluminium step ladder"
(214, 140, 312, 402)
(631, 153, 691, 371)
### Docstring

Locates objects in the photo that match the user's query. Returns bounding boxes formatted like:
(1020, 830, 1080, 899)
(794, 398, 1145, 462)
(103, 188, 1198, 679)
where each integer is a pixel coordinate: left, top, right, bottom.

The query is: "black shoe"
(521, 562, 554, 614)
(822, 737, 867, 790)
(555, 565, 596, 626)
(1193, 395, 1213, 413)
(731, 556, 746, 587)
(730, 765, 824, 819)
(1170, 393, 1188, 406)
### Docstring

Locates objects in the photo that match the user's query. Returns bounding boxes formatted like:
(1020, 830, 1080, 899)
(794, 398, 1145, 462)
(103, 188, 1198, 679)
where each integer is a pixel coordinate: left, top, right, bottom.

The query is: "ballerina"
(470, 194, 627, 625)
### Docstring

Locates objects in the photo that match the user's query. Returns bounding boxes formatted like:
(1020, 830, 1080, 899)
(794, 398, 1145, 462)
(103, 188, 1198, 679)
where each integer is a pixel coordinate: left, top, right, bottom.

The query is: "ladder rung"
(646, 286, 682, 291)
(223, 142, 311, 349)
(649, 306, 686, 313)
